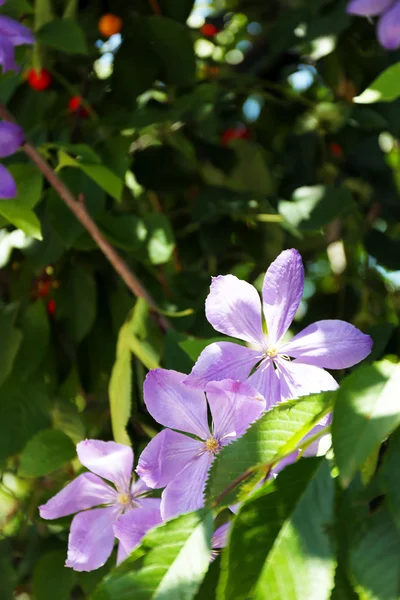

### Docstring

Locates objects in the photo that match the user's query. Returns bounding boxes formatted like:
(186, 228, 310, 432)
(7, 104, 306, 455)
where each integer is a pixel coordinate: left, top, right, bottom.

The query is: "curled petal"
(113, 501, 162, 563)
(185, 342, 261, 389)
(39, 473, 116, 520)
(136, 429, 202, 489)
(66, 507, 119, 572)
(247, 359, 281, 410)
(77, 440, 133, 491)
(144, 369, 209, 438)
(0, 122, 24, 158)
(0, 15, 34, 45)
(205, 274, 264, 346)
(212, 522, 231, 550)
(0, 164, 17, 199)
(281, 320, 372, 369)
(262, 249, 304, 346)
(206, 379, 266, 442)
(347, 0, 393, 15)
(161, 452, 213, 520)
(378, 1, 400, 49)
(0, 38, 18, 73)
(276, 359, 339, 401)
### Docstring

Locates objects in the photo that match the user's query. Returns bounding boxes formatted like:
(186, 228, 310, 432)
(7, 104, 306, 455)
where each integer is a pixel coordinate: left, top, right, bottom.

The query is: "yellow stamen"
(117, 492, 131, 506)
(204, 437, 219, 454)
(266, 347, 278, 358)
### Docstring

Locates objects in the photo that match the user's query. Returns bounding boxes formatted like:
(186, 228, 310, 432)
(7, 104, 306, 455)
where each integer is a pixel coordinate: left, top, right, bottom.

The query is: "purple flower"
(136, 370, 266, 520)
(39, 440, 162, 572)
(347, 0, 400, 49)
(185, 249, 372, 408)
(0, 8, 34, 73)
(0, 121, 24, 199)
(211, 522, 231, 561)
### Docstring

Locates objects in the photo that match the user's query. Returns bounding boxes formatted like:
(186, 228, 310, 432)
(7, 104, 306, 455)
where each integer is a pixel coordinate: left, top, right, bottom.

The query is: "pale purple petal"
(347, 0, 393, 15)
(0, 1, 5, 6)
(262, 249, 304, 346)
(0, 15, 34, 45)
(185, 342, 261, 389)
(280, 320, 372, 369)
(0, 122, 24, 157)
(206, 379, 266, 442)
(117, 542, 128, 564)
(378, 0, 400, 49)
(271, 451, 299, 476)
(161, 452, 213, 520)
(0, 164, 17, 199)
(39, 473, 116, 520)
(302, 413, 332, 458)
(77, 440, 133, 491)
(66, 507, 119, 572)
(113, 501, 162, 562)
(0, 38, 18, 73)
(276, 359, 339, 401)
(144, 369, 209, 438)
(212, 522, 231, 549)
(136, 429, 202, 488)
(205, 275, 264, 346)
(247, 359, 281, 410)
(131, 476, 152, 497)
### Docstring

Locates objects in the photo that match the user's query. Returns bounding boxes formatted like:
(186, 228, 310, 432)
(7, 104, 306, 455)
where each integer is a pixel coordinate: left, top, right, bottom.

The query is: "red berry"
(27, 68, 52, 91)
(329, 142, 343, 158)
(37, 279, 52, 298)
(68, 96, 90, 118)
(200, 23, 218, 37)
(221, 126, 250, 145)
(47, 299, 56, 317)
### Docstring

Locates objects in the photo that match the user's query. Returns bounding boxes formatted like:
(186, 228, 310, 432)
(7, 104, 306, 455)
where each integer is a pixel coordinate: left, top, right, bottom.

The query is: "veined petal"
(144, 369, 209, 438)
(262, 249, 304, 345)
(205, 275, 264, 345)
(276, 359, 339, 401)
(0, 164, 17, 199)
(0, 122, 24, 158)
(0, 15, 34, 45)
(39, 473, 116, 520)
(206, 379, 265, 442)
(185, 342, 261, 389)
(0, 38, 18, 73)
(77, 440, 133, 491)
(378, 1, 400, 49)
(280, 319, 372, 369)
(347, 0, 393, 15)
(131, 476, 152, 498)
(247, 359, 281, 410)
(161, 452, 213, 520)
(113, 501, 162, 562)
(136, 429, 202, 489)
(66, 507, 119, 572)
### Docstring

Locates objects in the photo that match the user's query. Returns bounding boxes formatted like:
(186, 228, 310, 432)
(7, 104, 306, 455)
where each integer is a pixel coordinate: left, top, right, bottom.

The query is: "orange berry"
(27, 68, 52, 91)
(98, 13, 123, 37)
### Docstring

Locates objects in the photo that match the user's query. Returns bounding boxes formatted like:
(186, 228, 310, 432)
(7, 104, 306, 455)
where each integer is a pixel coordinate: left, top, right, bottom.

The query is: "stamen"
(204, 436, 220, 454)
(266, 347, 278, 358)
(117, 492, 131, 506)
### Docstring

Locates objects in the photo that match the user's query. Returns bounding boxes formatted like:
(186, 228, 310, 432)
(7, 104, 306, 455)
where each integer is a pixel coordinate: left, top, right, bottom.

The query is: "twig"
(148, 0, 161, 15)
(0, 103, 170, 331)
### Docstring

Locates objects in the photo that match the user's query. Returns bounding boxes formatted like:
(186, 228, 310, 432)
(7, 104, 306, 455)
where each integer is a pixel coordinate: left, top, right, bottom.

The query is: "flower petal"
(0, 122, 24, 158)
(161, 452, 213, 520)
(0, 164, 17, 199)
(136, 429, 202, 489)
(262, 249, 304, 345)
(0, 38, 18, 73)
(113, 501, 162, 562)
(131, 476, 152, 497)
(247, 359, 281, 409)
(302, 413, 332, 458)
(66, 507, 118, 572)
(0, 15, 35, 45)
(39, 473, 116, 520)
(77, 440, 133, 491)
(276, 359, 339, 401)
(144, 369, 209, 438)
(185, 342, 261, 389)
(281, 320, 372, 369)
(206, 379, 266, 442)
(347, 0, 393, 15)
(212, 522, 231, 550)
(378, 1, 400, 49)
(205, 275, 264, 345)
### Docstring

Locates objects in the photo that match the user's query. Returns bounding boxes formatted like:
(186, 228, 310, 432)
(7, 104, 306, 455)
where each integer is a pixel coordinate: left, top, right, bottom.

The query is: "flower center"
(204, 436, 220, 454)
(117, 492, 132, 506)
(266, 347, 278, 358)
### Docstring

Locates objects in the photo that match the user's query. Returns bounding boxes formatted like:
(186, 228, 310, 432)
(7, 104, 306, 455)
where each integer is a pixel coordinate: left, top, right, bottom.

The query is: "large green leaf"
(144, 213, 175, 265)
(0, 541, 14, 600)
(37, 18, 88, 54)
(18, 429, 76, 477)
(205, 393, 331, 507)
(0, 164, 43, 239)
(33, 551, 77, 600)
(12, 301, 50, 380)
(219, 459, 335, 600)
(109, 321, 133, 446)
(332, 360, 400, 488)
(354, 63, 400, 104)
(92, 509, 213, 600)
(380, 428, 400, 531)
(58, 151, 123, 202)
(0, 304, 23, 387)
(63, 265, 97, 343)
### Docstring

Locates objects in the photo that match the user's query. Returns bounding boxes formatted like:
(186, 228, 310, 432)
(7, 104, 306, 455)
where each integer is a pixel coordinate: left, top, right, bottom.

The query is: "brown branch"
(148, 0, 161, 15)
(0, 103, 170, 331)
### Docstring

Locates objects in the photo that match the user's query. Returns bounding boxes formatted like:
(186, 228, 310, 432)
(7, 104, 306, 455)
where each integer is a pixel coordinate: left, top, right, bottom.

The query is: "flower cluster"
(0, 0, 34, 73)
(0, 121, 24, 198)
(347, 0, 400, 49)
(39, 249, 372, 571)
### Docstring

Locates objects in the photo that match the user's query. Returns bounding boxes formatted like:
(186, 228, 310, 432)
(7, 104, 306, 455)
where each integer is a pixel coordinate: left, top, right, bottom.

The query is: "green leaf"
(12, 301, 50, 380)
(109, 322, 132, 446)
(0, 305, 23, 387)
(98, 214, 147, 251)
(52, 399, 85, 445)
(350, 509, 400, 599)
(64, 265, 97, 343)
(33, 551, 77, 600)
(205, 393, 331, 507)
(35, 0, 54, 30)
(0, 541, 15, 600)
(332, 360, 400, 488)
(0, 378, 50, 461)
(127, 334, 160, 371)
(219, 459, 335, 600)
(37, 18, 88, 54)
(92, 509, 213, 600)
(144, 213, 175, 265)
(18, 429, 76, 477)
(58, 152, 123, 202)
(380, 428, 400, 530)
(160, 0, 195, 23)
(0, 164, 43, 239)
(226, 142, 275, 196)
(354, 63, 400, 104)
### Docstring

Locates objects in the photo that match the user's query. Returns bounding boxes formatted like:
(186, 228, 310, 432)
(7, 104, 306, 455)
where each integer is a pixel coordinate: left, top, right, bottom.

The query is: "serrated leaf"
(109, 322, 132, 446)
(219, 458, 335, 600)
(332, 360, 400, 488)
(92, 509, 213, 600)
(19, 429, 76, 477)
(354, 63, 400, 104)
(205, 393, 331, 507)
(37, 18, 88, 54)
